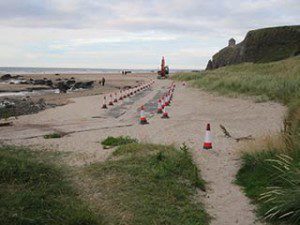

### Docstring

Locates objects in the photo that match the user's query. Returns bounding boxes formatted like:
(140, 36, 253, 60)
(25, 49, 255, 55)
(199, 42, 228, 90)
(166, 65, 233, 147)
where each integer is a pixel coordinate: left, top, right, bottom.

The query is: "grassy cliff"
(174, 56, 300, 104)
(207, 26, 300, 69)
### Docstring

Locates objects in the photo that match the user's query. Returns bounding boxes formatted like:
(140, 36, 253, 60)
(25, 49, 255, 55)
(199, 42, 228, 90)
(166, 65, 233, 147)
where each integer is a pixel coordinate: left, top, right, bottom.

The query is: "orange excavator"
(157, 56, 169, 79)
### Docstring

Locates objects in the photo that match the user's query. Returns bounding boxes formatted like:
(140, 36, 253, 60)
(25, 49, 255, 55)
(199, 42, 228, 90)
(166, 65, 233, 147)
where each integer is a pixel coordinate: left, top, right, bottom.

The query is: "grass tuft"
(44, 132, 62, 139)
(101, 136, 138, 147)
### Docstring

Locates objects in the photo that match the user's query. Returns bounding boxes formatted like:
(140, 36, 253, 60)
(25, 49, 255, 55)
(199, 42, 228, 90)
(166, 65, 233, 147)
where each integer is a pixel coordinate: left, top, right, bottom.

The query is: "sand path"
(1, 78, 286, 225)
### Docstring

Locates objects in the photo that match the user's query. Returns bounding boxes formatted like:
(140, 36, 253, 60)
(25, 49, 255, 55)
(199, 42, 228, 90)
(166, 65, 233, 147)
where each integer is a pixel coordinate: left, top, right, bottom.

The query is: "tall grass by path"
(172, 56, 300, 104)
(84, 142, 209, 225)
(173, 57, 300, 224)
(0, 146, 104, 225)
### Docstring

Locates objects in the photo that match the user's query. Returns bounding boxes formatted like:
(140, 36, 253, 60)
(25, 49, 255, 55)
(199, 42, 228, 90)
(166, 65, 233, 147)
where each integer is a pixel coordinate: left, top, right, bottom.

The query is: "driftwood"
(220, 124, 254, 142)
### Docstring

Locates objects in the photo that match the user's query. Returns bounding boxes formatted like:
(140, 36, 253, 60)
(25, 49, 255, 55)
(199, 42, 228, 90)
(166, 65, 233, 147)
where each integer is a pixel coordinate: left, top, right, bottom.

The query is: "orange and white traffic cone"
(157, 99, 163, 114)
(102, 96, 107, 109)
(114, 93, 118, 103)
(109, 94, 114, 106)
(119, 90, 123, 100)
(160, 98, 164, 109)
(164, 95, 169, 106)
(140, 106, 148, 124)
(161, 106, 169, 119)
(203, 123, 212, 149)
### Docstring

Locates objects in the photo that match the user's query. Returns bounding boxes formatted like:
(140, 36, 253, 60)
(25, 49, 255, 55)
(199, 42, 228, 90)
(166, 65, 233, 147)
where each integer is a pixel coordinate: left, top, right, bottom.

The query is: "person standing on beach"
(102, 77, 105, 86)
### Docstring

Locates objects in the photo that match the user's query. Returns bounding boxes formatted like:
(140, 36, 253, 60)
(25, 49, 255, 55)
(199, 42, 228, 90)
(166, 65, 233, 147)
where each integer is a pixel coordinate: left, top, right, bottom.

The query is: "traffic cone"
(102, 96, 107, 109)
(161, 98, 165, 109)
(140, 106, 148, 124)
(203, 123, 212, 149)
(119, 90, 123, 100)
(164, 95, 169, 106)
(161, 106, 169, 119)
(109, 94, 114, 106)
(157, 99, 163, 114)
(114, 93, 118, 103)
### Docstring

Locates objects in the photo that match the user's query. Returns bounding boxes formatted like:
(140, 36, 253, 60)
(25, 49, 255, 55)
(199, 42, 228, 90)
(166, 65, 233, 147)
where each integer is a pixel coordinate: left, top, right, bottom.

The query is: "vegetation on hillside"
(84, 142, 209, 225)
(0, 146, 103, 225)
(206, 26, 300, 69)
(173, 57, 300, 224)
(173, 56, 300, 104)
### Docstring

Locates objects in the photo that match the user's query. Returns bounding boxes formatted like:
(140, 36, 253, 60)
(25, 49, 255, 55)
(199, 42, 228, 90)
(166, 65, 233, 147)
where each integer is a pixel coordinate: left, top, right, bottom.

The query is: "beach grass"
(84, 142, 209, 225)
(172, 56, 300, 104)
(0, 146, 104, 225)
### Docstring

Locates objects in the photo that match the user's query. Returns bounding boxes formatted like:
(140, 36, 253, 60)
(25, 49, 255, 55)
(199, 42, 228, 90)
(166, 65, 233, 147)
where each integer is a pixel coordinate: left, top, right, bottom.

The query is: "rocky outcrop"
(206, 26, 300, 70)
(0, 97, 49, 118)
(0, 74, 23, 81)
(1, 75, 95, 93)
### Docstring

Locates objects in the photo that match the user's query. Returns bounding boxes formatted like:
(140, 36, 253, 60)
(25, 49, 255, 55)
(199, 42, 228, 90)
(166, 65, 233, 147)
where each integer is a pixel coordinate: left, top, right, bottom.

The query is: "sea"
(0, 67, 154, 75)
(0, 67, 190, 75)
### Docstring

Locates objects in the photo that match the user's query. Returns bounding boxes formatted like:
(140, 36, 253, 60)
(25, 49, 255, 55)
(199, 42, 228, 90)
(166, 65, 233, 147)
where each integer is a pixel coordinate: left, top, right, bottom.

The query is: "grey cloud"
(0, 0, 299, 34)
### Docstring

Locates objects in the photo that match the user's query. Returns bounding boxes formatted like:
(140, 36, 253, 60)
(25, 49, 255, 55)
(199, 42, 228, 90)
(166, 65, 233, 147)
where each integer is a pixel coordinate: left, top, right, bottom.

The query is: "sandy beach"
(0, 78, 286, 225)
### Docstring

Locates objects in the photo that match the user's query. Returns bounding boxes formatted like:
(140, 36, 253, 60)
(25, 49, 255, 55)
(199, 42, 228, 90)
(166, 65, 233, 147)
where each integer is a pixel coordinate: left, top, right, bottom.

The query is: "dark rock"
(0, 74, 12, 80)
(65, 79, 76, 86)
(73, 81, 94, 89)
(33, 79, 46, 85)
(56, 81, 69, 93)
(205, 60, 213, 70)
(45, 79, 53, 86)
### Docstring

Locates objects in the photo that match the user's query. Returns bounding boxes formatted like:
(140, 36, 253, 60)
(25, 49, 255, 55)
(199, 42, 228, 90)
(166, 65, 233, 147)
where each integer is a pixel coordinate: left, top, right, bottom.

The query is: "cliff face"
(206, 26, 300, 70)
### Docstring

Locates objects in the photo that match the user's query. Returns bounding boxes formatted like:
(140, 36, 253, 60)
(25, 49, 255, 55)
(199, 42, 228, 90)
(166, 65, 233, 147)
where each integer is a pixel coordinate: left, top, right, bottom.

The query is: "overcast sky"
(0, 0, 299, 69)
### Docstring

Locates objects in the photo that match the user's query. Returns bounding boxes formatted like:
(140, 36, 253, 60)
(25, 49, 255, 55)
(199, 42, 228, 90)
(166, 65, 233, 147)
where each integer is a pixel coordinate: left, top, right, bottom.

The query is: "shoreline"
(0, 73, 154, 118)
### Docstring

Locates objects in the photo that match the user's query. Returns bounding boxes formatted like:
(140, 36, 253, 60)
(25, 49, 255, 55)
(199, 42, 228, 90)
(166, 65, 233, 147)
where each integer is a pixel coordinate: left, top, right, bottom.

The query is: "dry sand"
(0, 76, 286, 225)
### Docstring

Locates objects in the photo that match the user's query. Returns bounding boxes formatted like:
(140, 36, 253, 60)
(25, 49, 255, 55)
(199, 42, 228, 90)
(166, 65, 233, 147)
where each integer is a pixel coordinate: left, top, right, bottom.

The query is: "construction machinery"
(157, 56, 169, 79)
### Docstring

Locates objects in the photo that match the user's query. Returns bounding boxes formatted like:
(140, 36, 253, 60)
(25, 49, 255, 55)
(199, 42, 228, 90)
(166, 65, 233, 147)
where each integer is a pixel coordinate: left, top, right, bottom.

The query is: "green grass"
(173, 57, 300, 224)
(0, 146, 104, 225)
(236, 150, 300, 224)
(173, 56, 300, 104)
(236, 98, 300, 224)
(44, 132, 63, 139)
(101, 136, 138, 147)
(84, 143, 209, 225)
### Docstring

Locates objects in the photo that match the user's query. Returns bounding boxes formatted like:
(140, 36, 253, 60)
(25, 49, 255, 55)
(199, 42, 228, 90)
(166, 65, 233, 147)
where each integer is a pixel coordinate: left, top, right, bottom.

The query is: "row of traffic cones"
(158, 83, 175, 119)
(139, 82, 213, 150)
(139, 82, 176, 124)
(102, 80, 155, 109)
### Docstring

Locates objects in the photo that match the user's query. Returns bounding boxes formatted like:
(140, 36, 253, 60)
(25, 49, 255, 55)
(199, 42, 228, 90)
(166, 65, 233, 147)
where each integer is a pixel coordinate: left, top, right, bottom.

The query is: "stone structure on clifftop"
(228, 38, 236, 47)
